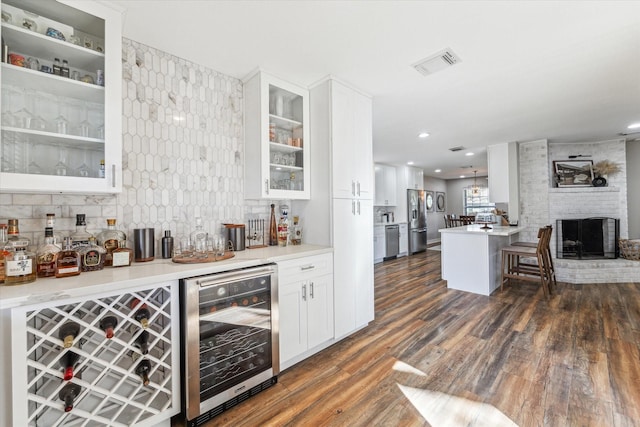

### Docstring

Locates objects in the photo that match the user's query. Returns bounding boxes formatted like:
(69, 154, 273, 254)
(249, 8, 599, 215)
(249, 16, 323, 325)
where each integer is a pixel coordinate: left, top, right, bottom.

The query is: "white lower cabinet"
(374, 225, 386, 263)
(399, 223, 408, 256)
(278, 253, 334, 370)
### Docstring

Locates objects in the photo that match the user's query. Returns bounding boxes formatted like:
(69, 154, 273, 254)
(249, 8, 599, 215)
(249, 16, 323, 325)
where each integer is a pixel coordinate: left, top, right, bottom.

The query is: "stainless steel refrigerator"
(407, 189, 427, 254)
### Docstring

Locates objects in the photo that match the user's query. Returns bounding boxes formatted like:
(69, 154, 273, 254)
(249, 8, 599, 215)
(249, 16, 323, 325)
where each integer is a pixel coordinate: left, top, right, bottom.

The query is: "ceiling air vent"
(412, 48, 462, 76)
(448, 146, 465, 152)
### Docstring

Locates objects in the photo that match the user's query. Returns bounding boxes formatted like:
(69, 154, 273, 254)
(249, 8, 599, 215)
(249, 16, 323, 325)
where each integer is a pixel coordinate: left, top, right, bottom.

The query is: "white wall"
(627, 140, 640, 238)
(444, 177, 487, 216)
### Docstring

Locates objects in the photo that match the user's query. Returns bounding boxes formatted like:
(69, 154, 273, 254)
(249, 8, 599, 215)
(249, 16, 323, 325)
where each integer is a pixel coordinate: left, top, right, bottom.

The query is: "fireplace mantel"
(548, 187, 620, 194)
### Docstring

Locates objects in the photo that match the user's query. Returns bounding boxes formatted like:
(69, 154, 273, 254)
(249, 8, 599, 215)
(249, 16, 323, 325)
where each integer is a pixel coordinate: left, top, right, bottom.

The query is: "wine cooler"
(10, 281, 181, 426)
(181, 264, 279, 426)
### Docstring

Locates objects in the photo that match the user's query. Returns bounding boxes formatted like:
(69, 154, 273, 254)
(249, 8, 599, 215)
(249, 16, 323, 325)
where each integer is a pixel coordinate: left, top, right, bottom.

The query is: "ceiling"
(111, 0, 640, 179)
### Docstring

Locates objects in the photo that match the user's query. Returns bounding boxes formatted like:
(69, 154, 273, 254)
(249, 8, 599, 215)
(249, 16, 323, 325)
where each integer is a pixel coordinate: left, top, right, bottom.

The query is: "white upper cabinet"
(0, 0, 122, 193)
(243, 71, 310, 200)
(330, 80, 373, 200)
(374, 163, 397, 206)
(406, 166, 424, 190)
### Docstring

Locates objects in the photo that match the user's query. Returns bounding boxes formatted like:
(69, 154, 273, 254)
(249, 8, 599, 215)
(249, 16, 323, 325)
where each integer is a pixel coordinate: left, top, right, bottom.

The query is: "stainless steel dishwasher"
(385, 224, 399, 259)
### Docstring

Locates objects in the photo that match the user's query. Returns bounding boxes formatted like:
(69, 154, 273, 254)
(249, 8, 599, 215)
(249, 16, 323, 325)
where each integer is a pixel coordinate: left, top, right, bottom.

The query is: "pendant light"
(472, 170, 480, 196)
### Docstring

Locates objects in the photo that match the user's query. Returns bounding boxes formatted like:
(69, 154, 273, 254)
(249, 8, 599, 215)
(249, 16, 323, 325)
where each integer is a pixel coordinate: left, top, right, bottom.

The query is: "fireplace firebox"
(556, 218, 619, 259)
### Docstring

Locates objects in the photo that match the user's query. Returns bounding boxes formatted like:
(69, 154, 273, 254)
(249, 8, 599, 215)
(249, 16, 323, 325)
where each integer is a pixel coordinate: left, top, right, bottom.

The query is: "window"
(463, 186, 495, 215)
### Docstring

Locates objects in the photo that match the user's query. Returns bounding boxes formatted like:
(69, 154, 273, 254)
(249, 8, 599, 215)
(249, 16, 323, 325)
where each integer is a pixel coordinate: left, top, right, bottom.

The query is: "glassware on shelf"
(22, 18, 37, 32)
(27, 161, 43, 175)
(79, 120, 91, 137)
(76, 163, 90, 177)
(15, 108, 34, 129)
(31, 115, 48, 131)
(56, 115, 69, 134)
(1, 11, 12, 24)
(2, 111, 16, 127)
(55, 149, 68, 176)
(69, 35, 81, 46)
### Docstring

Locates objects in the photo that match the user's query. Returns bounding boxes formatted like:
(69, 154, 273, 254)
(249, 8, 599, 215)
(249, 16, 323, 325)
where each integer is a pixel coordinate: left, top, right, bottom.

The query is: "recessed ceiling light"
(465, 152, 474, 156)
(434, 169, 441, 173)
(407, 161, 414, 165)
(418, 132, 430, 138)
(460, 175, 465, 178)
(628, 123, 640, 129)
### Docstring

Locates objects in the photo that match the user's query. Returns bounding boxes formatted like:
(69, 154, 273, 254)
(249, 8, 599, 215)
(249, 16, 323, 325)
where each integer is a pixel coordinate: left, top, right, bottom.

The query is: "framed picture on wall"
(553, 160, 594, 187)
(425, 190, 434, 212)
(436, 192, 446, 212)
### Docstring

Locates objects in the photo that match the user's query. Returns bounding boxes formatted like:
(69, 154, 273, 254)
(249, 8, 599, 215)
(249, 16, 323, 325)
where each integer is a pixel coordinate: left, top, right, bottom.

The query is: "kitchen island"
(439, 224, 527, 296)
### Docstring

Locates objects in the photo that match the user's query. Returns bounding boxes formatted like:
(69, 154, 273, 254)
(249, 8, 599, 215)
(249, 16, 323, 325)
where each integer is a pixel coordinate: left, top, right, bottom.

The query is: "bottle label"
(112, 251, 131, 267)
(83, 250, 101, 266)
(58, 266, 79, 274)
(72, 240, 89, 249)
(6, 259, 33, 276)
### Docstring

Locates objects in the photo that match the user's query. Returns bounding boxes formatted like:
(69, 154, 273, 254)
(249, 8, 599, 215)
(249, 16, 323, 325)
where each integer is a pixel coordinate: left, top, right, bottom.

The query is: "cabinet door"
(330, 81, 356, 199)
(0, 0, 122, 193)
(333, 198, 374, 338)
(399, 223, 408, 254)
(244, 72, 310, 200)
(279, 281, 308, 365)
(307, 273, 334, 349)
(354, 199, 374, 327)
(374, 165, 385, 206)
(373, 226, 386, 262)
(353, 91, 373, 199)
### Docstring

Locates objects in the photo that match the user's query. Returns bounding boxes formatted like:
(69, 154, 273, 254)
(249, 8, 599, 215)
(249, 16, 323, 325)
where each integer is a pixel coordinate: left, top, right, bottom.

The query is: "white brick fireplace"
(519, 138, 639, 284)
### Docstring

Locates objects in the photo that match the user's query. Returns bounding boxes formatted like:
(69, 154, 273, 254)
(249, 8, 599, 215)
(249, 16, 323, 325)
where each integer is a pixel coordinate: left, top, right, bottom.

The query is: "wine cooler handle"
(310, 281, 314, 299)
(302, 283, 307, 301)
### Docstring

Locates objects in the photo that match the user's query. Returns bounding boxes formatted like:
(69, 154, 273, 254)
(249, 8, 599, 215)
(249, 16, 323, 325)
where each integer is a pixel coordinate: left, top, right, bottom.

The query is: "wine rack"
(11, 281, 180, 426)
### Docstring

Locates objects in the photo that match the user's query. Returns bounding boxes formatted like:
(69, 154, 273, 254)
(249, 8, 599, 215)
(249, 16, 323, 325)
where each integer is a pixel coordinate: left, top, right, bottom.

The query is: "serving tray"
(172, 252, 235, 264)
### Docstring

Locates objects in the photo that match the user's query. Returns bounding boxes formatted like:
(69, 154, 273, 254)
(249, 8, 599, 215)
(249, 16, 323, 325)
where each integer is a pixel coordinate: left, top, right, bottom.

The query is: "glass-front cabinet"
(0, 0, 122, 193)
(244, 71, 310, 200)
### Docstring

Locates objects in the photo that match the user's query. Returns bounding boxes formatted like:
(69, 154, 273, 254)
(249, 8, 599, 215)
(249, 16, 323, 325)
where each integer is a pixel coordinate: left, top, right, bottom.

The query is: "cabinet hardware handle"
(111, 164, 116, 188)
(351, 181, 356, 196)
(265, 179, 269, 195)
(352, 200, 356, 215)
(300, 265, 315, 271)
(357, 200, 361, 215)
(302, 284, 307, 301)
(310, 282, 314, 299)
(357, 181, 361, 197)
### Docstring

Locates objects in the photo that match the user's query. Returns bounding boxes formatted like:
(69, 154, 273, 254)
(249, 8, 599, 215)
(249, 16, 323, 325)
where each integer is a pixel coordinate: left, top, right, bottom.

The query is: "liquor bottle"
(277, 217, 288, 247)
(3, 248, 36, 285)
(70, 214, 92, 249)
(58, 382, 81, 412)
(61, 59, 69, 78)
(79, 237, 106, 272)
(99, 315, 118, 339)
(59, 351, 80, 381)
(0, 224, 9, 284)
(269, 204, 277, 246)
(135, 359, 152, 386)
(52, 57, 61, 75)
(56, 237, 81, 278)
(161, 230, 173, 259)
(37, 228, 60, 277)
(45, 213, 63, 245)
(58, 321, 80, 348)
(6, 219, 30, 251)
(130, 298, 151, 328)
(291, 216, 302, 245)
(111, 240, 133, 267)
(97, 219, 126, 267)
(133, 330, 150, 355)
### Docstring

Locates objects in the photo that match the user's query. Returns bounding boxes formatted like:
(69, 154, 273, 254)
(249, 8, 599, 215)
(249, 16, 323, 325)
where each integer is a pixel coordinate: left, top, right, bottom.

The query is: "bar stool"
(511, 225, 557, 291)
(500, 226, 553, 298)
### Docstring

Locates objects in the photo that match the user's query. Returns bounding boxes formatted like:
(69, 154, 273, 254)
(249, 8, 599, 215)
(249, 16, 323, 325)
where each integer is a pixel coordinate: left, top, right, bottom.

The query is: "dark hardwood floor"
(206, 249, 640, 426)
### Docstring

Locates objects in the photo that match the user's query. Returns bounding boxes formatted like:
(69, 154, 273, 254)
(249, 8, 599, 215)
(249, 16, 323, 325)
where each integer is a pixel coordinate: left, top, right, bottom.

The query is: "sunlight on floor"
(393, 361, 518, 427)
(428, 245, 442, 251)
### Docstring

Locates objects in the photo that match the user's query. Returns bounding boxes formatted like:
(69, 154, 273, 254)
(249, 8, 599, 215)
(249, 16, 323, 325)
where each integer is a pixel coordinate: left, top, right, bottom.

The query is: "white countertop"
(0, 244, 332, 310)
(438, 224, 526, 236)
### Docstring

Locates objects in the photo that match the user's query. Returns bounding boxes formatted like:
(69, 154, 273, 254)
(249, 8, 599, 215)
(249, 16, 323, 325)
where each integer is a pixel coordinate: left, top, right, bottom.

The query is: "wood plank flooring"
(203, 249, 640, 426)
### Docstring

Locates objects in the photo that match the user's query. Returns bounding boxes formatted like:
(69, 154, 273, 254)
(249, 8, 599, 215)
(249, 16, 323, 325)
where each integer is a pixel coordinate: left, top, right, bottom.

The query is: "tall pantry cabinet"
(296, 77, 374, 340)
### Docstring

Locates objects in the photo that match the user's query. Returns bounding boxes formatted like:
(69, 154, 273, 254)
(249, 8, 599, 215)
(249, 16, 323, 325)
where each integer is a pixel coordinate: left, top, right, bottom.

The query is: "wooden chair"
(444, 215, 454, 228)
(511, 225, 557, 291)
(460, 215, 475, 225)
(500, 226, 554, 298)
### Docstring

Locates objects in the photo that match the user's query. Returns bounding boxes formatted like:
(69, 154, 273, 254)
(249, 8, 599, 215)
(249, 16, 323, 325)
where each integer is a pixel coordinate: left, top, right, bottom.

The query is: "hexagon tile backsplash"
(0, 38, 266, 245)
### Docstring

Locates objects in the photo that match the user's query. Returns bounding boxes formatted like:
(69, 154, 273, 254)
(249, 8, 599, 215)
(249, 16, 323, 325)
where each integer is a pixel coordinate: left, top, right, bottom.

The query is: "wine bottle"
(129, 298, 151, 328)
(133, 330, 150, 355)
(135, 359, 152, 386)
(59, 382, 82, 412)
(58, 321, 80, 348)
(99, 315, 118, 339)
(59, 351, 80, 381)
(269, 204, 277, 246)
